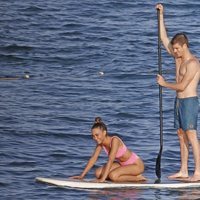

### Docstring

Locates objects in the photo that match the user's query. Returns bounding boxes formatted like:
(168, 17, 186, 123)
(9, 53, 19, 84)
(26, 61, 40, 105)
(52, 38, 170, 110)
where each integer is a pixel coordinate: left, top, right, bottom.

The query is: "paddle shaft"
(155, 8, 163, 180)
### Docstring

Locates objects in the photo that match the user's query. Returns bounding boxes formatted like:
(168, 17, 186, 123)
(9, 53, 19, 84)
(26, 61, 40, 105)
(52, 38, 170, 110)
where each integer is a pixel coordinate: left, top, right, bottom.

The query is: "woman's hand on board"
(69, 175, 84, 180)
(92, 178, 106, 183)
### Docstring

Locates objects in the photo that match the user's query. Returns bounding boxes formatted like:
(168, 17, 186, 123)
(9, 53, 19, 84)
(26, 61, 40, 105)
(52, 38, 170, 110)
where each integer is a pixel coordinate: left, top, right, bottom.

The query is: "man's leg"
(168, 128, 189, 179)
(186, 130, 200, 182)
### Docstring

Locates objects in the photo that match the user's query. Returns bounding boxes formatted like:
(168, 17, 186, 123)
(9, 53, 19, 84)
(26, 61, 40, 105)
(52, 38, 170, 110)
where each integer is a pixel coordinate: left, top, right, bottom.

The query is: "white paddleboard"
(35, 177, 200, 189)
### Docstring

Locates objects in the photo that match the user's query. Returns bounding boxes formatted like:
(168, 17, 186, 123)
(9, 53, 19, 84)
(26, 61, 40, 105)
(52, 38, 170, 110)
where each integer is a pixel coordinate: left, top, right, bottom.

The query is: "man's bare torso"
(175, 57, 200, 98)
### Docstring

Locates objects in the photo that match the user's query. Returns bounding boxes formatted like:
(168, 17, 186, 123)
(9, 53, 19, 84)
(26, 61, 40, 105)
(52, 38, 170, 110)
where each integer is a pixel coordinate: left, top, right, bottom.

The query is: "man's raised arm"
(156, 4, 174, 56)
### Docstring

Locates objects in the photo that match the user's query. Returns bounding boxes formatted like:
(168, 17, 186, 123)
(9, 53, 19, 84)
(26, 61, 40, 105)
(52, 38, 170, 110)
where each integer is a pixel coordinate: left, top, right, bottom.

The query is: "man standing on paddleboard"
(156, 4, 200, 182)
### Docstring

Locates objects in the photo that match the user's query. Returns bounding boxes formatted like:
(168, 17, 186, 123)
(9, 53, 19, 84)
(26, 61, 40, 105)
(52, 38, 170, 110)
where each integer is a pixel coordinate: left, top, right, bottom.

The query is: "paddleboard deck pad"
(35, 177, 200, 189)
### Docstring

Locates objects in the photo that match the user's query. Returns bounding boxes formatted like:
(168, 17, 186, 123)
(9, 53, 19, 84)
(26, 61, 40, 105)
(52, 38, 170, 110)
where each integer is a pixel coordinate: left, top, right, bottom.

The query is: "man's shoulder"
(186, 58, 200, 77)
(187, 57, 199, 67)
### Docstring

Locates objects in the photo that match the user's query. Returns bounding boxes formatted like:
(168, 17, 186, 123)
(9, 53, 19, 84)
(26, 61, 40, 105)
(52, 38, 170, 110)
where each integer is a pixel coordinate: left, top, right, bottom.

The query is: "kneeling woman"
(72, 117, 146, 182)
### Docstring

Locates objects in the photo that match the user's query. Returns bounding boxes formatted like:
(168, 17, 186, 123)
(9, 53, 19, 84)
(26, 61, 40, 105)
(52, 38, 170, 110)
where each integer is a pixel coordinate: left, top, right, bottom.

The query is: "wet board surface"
(35, 177, 200, 189)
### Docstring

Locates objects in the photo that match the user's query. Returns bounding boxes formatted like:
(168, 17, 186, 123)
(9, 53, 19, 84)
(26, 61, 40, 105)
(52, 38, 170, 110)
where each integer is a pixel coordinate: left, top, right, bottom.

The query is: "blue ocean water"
(0, 0, 200, 199)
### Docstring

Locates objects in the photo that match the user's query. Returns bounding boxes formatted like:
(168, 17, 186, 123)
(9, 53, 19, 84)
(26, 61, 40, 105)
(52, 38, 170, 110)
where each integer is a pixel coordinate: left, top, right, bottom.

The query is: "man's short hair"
(171, 33, 189, 47)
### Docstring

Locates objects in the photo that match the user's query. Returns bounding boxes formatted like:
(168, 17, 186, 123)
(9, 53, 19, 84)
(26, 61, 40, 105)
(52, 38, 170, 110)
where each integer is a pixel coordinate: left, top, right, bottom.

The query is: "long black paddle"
(155, 8, 163, 183)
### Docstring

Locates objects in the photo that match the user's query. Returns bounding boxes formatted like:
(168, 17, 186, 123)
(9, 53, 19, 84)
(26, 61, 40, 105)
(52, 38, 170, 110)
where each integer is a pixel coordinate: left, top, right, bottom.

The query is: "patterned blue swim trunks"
(174, 96, 199, 131)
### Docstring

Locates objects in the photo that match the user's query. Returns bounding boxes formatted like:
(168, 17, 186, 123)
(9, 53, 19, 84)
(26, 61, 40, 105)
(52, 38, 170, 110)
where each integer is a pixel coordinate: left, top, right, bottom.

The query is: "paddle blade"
(154, 178, 161, 184)
(155, 148, 162, 179)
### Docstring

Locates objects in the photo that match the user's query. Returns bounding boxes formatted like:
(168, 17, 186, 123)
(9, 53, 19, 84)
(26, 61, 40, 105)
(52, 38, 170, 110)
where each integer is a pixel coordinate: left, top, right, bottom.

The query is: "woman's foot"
(135, 175, 147, 182)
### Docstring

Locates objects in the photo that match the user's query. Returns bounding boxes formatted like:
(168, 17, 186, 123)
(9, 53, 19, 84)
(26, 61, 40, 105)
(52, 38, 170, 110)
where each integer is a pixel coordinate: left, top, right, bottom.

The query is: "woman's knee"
(108, 171, 119, 182)
(95, 167, 102, 178)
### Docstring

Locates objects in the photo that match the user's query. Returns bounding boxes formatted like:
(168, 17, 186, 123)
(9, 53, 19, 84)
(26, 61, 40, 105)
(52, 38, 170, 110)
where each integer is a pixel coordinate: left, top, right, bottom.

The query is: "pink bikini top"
(103, 136, 127, 158)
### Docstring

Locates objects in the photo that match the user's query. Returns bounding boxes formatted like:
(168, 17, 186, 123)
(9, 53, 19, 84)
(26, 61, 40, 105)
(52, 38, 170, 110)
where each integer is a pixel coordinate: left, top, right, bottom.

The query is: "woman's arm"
(97, 137, 120, 182)
(72, 145, 102, 179)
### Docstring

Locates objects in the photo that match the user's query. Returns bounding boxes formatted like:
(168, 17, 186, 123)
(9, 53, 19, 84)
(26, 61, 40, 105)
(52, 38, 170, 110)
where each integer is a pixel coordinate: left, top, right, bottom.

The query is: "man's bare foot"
(168, 171, 188, 180)
(184, 174, 200, 182)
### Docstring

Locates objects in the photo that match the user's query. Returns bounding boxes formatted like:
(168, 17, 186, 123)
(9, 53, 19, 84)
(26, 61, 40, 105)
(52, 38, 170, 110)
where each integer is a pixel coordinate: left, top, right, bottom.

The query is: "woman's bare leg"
(95, 162, 120, 179)
(108, 158, 146, 182)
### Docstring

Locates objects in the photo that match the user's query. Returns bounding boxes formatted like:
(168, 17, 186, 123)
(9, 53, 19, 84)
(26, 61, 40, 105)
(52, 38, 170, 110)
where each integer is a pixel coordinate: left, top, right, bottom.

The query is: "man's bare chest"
(179, 64, 187, 77)
(176, 63, 187, 82)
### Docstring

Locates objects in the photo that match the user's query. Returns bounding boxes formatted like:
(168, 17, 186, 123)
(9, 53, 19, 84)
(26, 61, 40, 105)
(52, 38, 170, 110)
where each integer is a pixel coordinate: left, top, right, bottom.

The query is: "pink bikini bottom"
(119, 153, 138, 166)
